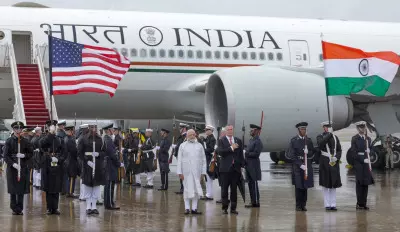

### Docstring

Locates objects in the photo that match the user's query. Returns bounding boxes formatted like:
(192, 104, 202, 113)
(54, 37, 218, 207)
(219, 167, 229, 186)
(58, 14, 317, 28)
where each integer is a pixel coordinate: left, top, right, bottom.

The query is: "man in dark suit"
(218, 125, 245, 215)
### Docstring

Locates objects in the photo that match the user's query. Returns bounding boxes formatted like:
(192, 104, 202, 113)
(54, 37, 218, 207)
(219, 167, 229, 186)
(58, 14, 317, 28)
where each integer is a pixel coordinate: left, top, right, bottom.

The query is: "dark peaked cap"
(11, 121, 24, 129)
(46, 120, 58, 126)
(295, 122, 308, 128)
(250, 124, 261, 130)
(65, 125, 75, 131)
(103, 123, 113, 130)
(161, 128, 170, 133)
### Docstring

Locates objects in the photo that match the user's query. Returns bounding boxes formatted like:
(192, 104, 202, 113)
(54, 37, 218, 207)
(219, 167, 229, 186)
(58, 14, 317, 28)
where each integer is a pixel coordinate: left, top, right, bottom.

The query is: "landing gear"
(269, 151, 292, 164)
(270, 152, 279, 164)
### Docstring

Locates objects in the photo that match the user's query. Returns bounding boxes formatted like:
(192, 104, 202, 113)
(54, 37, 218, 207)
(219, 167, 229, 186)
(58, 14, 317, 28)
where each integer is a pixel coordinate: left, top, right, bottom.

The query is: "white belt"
(84, 152, 93, 156)
(358, 152, 365, 155)
(321, 151, 331, 157)
(142, 150, 153, 153)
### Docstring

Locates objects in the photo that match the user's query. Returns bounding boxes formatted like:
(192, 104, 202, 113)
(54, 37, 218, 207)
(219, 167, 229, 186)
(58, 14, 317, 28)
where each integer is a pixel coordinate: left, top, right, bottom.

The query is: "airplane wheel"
(270, 152, 279, 163)
(280, 151, 292, 163)
(346, 149, 354, 166)
(392, 150, 400, 168)
(370, 145, 384, 169)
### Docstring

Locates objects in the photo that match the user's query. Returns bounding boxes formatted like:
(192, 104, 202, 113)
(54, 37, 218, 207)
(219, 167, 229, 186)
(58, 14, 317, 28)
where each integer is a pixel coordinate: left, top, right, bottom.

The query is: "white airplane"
(1, 2, 400, 160)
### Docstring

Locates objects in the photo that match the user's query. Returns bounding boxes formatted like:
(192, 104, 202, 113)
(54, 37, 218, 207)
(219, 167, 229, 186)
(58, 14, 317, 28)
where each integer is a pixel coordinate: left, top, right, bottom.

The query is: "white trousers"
(79, 179, 85, 200)
(323, 187, 337, 207)
(33, 170, 41, 187)
(83, 185, 101, 210)
(135, 174, 141, 184)
(146, 172, 154, 186)
(184, 196, 199, 210)
(99, 185, 104, 201)
(206, 174, 213, 198)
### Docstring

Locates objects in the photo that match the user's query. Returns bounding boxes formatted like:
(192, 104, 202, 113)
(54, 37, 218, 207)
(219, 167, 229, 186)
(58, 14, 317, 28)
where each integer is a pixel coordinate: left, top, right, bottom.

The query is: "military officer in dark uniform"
(102, 124, 124, 210)
(288, 122, 315, 211)
(317, 121, 342, 211)
(4, 121, 33, 215)
(124, 129, 141, 186)
(78, 123, 89, 201)
(158, 128, 171, 191)
(56, 120, 67, 139)
(245, 124, 263, 208)
(40, 119, 66, 215)
(200, 125, 216, 201)
(174, 123, 189, 194)
(112, 126, 123, 183)
(349, 121, 374, 210)
(141, 128, 156, 188)
(31, 127, 43, 189)
(78, 123, 105, 215)
(64, 125, 79, 198)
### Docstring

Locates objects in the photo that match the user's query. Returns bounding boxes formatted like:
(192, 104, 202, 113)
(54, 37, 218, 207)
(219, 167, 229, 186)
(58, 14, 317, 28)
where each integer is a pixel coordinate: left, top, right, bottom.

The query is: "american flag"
(50, 36, 130, 97)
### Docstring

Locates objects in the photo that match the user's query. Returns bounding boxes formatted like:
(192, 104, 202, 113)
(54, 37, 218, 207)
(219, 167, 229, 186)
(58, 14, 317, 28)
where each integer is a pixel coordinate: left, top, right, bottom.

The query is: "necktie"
(229, 137, 234, 164)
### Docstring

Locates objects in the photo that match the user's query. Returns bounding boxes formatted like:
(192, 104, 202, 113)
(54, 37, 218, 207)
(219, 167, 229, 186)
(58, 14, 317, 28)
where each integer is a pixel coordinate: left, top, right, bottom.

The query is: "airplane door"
(0, 29, 12, 67)
(12, 32, 32, 64)
(288, 40, 310, 67)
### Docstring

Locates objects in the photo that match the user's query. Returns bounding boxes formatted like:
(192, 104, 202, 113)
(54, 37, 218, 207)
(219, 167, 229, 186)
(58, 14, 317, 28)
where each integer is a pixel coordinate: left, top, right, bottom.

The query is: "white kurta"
(177, 140, 207, 199)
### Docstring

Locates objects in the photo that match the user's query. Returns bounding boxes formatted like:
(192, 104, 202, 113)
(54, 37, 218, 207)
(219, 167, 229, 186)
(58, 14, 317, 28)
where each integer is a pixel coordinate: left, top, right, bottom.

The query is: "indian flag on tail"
(322, 41, 400, 96)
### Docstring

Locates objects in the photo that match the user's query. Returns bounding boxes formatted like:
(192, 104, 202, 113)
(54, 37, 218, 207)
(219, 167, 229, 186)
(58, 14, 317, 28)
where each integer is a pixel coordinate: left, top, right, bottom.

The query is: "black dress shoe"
(191, 209, 202, 215)
(53, 210, 61, 215)
(12, 211, 19, 215)
(296, 207, 303, 211)
(184, 209, 190, 215)
(86, 209, 92, 215)
(175, 191, 183, 194)
(18, 212, 23, 215)
(46, 210, 53, 215)
(356, 204, 364, 210)
(245, 204, 254, 208)
(230, 210, 239, 215)
(157, 188, 166, 191)
(302, 207, 307, 211)
(111, 204, 120, 210)
(325, 207, 331, 210)
(363, 206, 370, 210)
(222, 209, 228, 214)
(216, 199, 222, 204)
(92, 209, 99, 214)
(96, 201, 103, 205)
(330, 207, 337, 211)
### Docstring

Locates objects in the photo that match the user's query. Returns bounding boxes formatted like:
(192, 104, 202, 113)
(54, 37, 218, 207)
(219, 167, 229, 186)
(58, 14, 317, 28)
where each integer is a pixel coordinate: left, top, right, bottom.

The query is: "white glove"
(128, 149, 132, 152)
(16, 153, 25, 158)
(12, 163, 20, 170)
(172, 144, 177, 149)
(156, 146, 160, 150)
(51, 157, 58, 163)
(300, 165, 306, 170)
(49, 125, 56, 134)
(120, 163, 124, 167)
(243, 150, 246, 154)
(92, 152, 99, 157)
(366, 148, 370, 154)
(138, 144, 142, 148)
(34, 148, 40, 152)
(364, 159, 370, 164)
(87, 161, 94, 168)
(331, 157, 338, 163)
(304, 147, 308, 155)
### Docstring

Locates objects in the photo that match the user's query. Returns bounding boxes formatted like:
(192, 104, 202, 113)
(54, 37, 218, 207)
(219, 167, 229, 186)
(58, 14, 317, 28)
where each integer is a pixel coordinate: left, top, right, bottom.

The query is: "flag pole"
(321, 33, 332, 125)
(48, 33, 53, 121)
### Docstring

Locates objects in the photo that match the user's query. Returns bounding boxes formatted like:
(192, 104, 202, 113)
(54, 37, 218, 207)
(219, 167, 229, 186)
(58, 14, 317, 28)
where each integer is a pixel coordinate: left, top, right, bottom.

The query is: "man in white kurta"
(177, 129, 207, 215)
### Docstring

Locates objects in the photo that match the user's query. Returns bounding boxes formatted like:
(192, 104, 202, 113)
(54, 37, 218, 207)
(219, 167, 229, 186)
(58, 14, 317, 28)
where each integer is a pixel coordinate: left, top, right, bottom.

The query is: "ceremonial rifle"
(365, 127, 372, 172)
(17, 132, 21, 182)
(154, 124, 159, 170)
(168, 116, 176, 164)
(136, 130, 142, 165)
(92, 120, 96, 178)
(242, 120, 245, 148)
(118, 131, 125, 180)
(209, 120, 220, 173)
(304, 130, 308, 181)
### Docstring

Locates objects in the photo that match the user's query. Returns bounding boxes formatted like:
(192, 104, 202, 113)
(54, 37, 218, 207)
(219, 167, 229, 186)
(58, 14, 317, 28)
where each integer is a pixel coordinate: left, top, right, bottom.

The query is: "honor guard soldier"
(317, 121, 342, 211)
(158, 128, 171, 191)
(102, 124, 124, 210)
(112, 126, 123, 183)
(200, 125, 216, 201)
(349, 121, 374, 210)
(78, 123, 105, 215)
(40, 120, 66, 215)
(57, 120, 67, 139)
(31, 126, 43, 189)
(78, 124, 89, 201)
(219, 125, 245, 215)
(125, 129, 141, 186)
(244, 124, 263, 208)
(288, 122, 315, 211)
(141, 128, 156, 188)
(64, 125, 80, 198)
(174, 123, 189, 194)
(4, 121, 33, 215)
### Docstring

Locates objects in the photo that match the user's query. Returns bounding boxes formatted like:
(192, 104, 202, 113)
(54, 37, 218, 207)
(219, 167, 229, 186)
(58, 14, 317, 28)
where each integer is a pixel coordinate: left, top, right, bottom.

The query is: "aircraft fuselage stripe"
(130, 61, 260, 68)
(129, 68, 216, 74)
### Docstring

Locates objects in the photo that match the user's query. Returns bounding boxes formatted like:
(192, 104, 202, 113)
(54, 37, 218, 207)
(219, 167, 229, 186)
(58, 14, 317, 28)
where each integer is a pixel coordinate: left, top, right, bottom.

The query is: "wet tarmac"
(1, 131, 400, 231)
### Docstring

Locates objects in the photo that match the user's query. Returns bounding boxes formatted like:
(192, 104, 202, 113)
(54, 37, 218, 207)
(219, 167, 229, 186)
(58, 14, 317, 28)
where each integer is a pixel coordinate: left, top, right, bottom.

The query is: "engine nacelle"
(204, 66, 354, 152)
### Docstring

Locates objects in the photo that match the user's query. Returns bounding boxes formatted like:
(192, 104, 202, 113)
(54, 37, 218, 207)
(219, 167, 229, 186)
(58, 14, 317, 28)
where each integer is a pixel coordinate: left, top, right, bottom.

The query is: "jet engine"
(204, 66, 354, 152)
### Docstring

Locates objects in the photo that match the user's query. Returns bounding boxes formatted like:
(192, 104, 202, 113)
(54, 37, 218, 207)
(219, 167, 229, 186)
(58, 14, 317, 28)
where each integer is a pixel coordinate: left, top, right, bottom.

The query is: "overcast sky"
(1, 0, 400, 22)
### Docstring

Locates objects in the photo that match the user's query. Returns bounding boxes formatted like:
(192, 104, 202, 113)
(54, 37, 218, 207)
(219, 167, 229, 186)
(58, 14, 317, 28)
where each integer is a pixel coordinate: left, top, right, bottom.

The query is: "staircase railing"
(35, 44, 58, 121)
(0, 44, 10, 67)
(9, 43, 26, 124)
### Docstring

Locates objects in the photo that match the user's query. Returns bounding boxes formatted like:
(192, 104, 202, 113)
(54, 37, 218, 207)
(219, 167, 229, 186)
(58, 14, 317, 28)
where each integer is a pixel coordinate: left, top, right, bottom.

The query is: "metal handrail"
(0, 44, 9, 67)
(9, 43, 26, 124)
(35, 44, 58, 121)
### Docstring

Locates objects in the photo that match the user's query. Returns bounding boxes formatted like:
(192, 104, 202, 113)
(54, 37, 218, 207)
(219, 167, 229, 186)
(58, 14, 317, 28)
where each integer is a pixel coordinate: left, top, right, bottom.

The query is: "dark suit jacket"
(218, 136, 245, 173)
